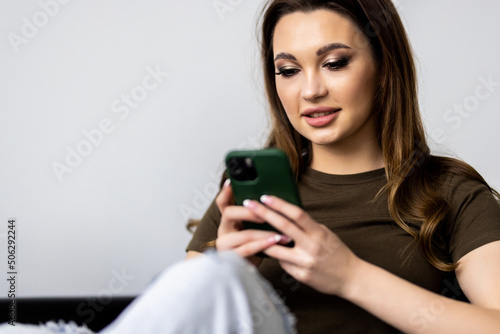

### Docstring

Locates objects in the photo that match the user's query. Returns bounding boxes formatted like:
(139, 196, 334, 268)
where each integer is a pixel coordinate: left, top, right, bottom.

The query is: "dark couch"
(0, 296, 136, 332)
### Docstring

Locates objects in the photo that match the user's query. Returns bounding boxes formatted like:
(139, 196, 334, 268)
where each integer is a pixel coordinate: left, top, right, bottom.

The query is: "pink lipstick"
(302, 107, 340, 127)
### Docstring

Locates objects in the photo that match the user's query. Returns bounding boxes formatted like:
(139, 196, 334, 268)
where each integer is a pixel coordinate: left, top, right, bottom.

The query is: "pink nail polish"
(243, 199, 256, 209)
(260, 195, 272, 204)
(279, 235, 292, 244)
(268, 235, 281, 243)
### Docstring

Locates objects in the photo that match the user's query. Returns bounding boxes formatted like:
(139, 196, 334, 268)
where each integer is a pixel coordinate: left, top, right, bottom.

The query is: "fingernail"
(223, 179, 231, 187)
(243, 199, 256, 209)
(279, 235, 292, 244)
(260, 195, 272, 204)
(268, 235, 281, 243)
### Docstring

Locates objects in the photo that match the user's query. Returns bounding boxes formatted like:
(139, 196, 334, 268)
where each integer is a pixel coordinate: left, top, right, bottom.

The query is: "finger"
(234, 235, 285, 258)
(278, 260, 310, 282)
(243, 199, 306, 243)
(216, 230, 283, 253)
(264, 244, 316, 269)
(218, 205, 266, 235)
(215, 179, 233, 213)
(260, 195, 319, 231)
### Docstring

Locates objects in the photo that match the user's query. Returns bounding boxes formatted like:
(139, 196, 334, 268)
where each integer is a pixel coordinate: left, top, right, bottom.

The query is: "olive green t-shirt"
(186, 167, 500, 333)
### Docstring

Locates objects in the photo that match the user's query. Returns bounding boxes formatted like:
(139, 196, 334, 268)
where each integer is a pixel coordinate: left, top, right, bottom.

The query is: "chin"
(310, 130, 339, 143)
(309, 137, 339, 146)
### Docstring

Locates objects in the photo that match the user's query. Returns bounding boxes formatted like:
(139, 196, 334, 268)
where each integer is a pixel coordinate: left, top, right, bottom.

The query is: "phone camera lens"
(227, 157, 257, 181)
(227, 158, 241, 173)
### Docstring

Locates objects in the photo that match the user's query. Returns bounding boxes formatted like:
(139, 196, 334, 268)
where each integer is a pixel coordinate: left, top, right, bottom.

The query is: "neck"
(309, 138, 384, 175)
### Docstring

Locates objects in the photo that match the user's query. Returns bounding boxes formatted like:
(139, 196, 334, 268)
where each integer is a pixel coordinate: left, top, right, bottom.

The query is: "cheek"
(276, 82, 296, 114)
(342, 66, 377, 112)
(276, 84, 286, 105)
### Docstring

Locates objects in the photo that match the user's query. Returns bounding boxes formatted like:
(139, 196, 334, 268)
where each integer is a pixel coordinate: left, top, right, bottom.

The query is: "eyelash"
(275, 58, 350, 78)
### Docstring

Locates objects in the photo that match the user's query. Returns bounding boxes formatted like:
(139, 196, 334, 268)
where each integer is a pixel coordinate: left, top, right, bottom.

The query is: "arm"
(244, 195, 500, 334)
(342, 241, 500, 333)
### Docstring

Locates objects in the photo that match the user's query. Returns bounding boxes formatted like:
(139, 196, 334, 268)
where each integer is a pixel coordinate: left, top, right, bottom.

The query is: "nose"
(301, 70, 328, 102)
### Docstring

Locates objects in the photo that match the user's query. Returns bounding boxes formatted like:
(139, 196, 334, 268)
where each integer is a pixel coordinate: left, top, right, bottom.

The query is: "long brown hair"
(260, 0, 499, 271)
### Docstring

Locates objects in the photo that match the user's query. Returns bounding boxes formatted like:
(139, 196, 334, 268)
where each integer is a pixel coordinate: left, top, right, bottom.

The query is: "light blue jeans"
(102, 250, 296, 334)
(0, 251, 296, 334)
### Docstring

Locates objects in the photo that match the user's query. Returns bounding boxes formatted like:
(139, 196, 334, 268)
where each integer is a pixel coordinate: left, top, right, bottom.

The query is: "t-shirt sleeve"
(185, 198, 222, 253)
(446, 174, 500, 263)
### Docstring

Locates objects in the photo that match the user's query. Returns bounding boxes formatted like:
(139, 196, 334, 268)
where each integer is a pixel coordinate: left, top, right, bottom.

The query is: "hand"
(243, 195, 362, 296)
(214, 180, 291, 267)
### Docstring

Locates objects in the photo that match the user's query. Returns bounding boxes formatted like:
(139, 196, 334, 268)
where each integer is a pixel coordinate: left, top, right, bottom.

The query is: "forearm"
(341, 260, 500, 334)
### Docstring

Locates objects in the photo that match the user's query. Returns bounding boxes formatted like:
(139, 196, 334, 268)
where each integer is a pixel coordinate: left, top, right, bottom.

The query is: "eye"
(323, 58, 350, 71)
(275, 67, 300, 78)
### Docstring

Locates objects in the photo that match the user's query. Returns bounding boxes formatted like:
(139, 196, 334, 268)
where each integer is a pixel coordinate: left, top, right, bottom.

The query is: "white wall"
(0, 0, 499, 299)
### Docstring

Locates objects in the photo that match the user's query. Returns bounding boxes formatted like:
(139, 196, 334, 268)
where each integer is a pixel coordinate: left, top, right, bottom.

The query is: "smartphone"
(224, 148, 302, 235)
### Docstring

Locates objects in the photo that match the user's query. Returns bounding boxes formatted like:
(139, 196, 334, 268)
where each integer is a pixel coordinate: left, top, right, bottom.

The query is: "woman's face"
(273, 9, 378, 152)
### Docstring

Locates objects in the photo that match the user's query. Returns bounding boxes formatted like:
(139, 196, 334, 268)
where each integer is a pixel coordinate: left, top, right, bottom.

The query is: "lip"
(301, 107, 341, 127)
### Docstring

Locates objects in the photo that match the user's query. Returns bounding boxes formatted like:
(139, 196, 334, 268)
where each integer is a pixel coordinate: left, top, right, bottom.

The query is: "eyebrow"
(316, 43, 351, 56)
(274, 43, 351, 61)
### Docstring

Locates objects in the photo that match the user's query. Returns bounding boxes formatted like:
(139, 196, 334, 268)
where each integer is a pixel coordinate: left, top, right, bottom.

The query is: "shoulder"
(429, 156, 495, 201)
(427, 155, 497, 200)
(427, 156, 500, 262)
(428, 155, 499, 219)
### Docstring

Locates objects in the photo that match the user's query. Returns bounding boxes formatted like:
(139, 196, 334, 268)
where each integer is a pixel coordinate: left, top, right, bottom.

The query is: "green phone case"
(225, 148, 302, 233)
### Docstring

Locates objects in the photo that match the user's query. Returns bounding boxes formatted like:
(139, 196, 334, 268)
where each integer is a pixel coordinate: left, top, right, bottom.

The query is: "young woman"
(186, 0, 500, 333)
(1, 1, 498, 333)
